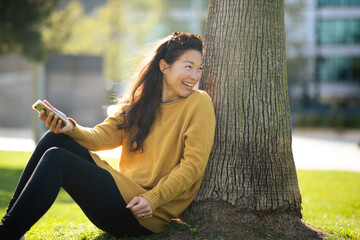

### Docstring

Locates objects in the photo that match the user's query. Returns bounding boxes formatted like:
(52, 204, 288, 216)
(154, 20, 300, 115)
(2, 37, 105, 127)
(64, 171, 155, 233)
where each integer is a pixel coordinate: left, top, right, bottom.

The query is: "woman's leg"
(3, 131, 93, 215)
(0, 134, 151, 239)
(58, 150, 152, 238)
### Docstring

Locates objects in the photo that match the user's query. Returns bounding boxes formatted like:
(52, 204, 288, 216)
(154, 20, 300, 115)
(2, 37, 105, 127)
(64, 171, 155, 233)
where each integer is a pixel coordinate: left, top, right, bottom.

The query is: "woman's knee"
(36, 131, 68, 152)
(40, 147, 65, 167)
(38, 131, 65, 144)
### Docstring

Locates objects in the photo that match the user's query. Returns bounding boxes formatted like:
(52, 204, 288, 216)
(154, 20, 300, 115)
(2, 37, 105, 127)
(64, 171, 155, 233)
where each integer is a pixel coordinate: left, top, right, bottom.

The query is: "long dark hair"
(117, 32, 204, 152)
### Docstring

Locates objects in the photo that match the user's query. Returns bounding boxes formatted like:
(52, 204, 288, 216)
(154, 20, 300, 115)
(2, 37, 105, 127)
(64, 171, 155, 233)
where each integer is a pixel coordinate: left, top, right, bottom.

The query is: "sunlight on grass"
(26, 202, 103, 240)
(0, 151, 30, 168)
(298, 170, 360, 240)
(1, 150, 359, 239)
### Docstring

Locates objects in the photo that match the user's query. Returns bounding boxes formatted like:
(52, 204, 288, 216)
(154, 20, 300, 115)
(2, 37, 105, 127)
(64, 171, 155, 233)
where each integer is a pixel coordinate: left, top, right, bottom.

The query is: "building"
(286, 0, 360, 108)
(0, 54, 108, 130)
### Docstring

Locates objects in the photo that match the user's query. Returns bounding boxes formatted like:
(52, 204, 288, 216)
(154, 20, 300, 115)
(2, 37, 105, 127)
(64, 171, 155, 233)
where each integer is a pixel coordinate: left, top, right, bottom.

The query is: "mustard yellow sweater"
(66, 90, 216, 233)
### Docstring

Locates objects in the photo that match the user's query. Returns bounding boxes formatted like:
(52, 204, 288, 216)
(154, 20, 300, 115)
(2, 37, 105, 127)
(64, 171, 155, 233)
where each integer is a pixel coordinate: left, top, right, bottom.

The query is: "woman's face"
(160, 49, 203, 102)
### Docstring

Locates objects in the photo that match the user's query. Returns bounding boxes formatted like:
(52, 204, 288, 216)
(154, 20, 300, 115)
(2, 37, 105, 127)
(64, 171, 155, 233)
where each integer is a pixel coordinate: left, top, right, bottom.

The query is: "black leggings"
(0, 132, 151, 239)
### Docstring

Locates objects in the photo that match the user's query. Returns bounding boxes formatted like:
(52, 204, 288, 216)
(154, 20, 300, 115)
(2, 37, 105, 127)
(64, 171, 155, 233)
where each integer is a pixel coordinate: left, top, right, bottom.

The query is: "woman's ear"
(159, 59, 169, 73)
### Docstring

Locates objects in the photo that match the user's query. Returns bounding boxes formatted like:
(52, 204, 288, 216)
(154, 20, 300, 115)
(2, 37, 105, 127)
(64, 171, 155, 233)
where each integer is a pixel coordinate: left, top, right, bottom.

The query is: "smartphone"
(32, 100, 70, 128)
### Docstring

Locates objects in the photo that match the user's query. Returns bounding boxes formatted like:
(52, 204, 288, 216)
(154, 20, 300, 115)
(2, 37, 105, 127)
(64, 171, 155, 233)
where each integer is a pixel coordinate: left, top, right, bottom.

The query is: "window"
(317, 19, 360, 44)
(317, 57, 360, 82)
(318, 0, 360, 6)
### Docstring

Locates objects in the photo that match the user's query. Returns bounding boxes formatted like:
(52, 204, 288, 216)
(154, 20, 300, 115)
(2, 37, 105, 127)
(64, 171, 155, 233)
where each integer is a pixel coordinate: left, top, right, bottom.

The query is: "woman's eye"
(198, 67, 203, 71)
(185, 65, 191, 69)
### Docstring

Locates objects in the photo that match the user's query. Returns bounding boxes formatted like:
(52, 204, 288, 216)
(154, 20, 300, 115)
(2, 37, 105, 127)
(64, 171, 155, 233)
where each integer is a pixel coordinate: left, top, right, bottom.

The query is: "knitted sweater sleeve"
(141, 94, 216, 211)
(66, 115, 125, 151)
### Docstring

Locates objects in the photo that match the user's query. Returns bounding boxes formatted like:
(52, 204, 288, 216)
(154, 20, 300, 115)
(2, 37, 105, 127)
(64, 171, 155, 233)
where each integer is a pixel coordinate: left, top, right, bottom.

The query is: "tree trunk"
(197, 0, 301, 215)
(175, 1, 319, 238)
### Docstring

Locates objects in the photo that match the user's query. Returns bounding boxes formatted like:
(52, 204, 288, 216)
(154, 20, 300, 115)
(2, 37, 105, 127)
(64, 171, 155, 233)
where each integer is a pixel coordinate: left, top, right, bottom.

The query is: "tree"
(96, 0, 164, 82)
(0, 0, 84, 141)
(198, 0, 301, 212)
(0, 0, 61, 61)
(55, 0, 163, 82)
(183, 0, 322, 238)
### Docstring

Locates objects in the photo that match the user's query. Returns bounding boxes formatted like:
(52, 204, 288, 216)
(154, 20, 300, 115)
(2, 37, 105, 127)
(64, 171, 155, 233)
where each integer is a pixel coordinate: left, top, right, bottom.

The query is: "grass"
(297, 170, 360, 240)
(0, 150, 359, 239)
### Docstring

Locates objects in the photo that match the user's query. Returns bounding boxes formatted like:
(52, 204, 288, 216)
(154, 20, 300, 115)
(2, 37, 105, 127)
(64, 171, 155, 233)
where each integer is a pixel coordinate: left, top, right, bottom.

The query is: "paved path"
(0, 128, 359, 172)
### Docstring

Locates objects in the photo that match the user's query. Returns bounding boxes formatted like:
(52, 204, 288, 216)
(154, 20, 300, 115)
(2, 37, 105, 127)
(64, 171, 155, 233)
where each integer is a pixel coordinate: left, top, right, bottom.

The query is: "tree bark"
(197, 0, 302, 215)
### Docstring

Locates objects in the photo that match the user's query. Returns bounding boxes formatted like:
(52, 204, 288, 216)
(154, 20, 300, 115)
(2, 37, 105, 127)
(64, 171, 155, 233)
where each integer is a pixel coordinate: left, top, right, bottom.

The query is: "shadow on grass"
(0, 167, 85, 209)
(0, 168, 22, 208)
(93, 232, 162, 240)
(91, 220, 201, 240)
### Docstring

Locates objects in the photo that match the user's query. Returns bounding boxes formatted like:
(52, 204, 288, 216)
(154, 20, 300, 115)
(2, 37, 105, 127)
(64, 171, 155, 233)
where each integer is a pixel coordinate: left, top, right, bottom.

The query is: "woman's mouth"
(182, 81, 194, 88)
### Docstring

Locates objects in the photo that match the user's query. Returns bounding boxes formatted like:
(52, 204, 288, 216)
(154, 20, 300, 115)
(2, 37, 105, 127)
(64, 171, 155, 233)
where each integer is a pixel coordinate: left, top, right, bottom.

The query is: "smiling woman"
(0, 32, 216, 240)
(160, 50, 203, 102)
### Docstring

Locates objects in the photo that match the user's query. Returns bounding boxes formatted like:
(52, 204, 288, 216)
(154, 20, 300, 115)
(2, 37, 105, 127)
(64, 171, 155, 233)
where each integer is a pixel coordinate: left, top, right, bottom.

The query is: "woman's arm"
(65, 116, 125, 151)
(38, 100, 125, 151)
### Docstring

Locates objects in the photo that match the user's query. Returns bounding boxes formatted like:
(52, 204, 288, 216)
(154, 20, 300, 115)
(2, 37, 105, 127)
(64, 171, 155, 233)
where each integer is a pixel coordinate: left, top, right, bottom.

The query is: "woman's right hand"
(38, 100, 74, 134)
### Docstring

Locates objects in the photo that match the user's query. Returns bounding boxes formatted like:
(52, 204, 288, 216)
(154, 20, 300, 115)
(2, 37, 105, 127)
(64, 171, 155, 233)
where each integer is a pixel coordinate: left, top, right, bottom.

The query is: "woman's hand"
(38, 100, 74, 134)
(126, 196, 153, 219)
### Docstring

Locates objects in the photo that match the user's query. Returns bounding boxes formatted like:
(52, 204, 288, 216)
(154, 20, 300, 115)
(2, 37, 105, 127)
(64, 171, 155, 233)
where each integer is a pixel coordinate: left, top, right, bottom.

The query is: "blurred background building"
(0, 0, 359, 137)
(286, 0, 360, 128)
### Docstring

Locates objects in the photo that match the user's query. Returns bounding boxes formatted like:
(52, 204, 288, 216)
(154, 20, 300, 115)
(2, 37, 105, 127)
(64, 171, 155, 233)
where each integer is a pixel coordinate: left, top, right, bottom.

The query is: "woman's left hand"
(126, 196, 153, 219)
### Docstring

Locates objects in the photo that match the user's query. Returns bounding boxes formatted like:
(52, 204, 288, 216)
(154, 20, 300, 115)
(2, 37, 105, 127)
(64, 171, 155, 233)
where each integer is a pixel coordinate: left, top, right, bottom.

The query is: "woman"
(0, 32, 216, 239)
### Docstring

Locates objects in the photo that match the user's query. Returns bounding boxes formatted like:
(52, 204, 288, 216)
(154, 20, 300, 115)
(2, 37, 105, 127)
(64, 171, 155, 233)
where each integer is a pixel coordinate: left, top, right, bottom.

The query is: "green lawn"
(0, 150, 359, 239)
(297, 170, 360, 240)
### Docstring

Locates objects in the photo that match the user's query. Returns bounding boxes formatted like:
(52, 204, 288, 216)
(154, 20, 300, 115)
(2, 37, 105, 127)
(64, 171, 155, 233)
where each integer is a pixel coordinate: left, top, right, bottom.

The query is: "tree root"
(160, 200, 330, 240)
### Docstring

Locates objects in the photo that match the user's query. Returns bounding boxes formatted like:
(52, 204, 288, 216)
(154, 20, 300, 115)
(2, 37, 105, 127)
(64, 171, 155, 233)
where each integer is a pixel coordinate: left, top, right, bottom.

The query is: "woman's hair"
(117, 32, 204, 152)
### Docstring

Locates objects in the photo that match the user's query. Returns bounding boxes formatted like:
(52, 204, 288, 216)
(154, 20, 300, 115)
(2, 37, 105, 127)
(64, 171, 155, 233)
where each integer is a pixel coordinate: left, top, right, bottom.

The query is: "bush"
(293, 113, 360, 129)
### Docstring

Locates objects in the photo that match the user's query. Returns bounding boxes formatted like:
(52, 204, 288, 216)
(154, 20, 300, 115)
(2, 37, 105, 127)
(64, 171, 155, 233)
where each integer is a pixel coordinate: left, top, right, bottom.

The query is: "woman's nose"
(190, 70, 201, 80)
